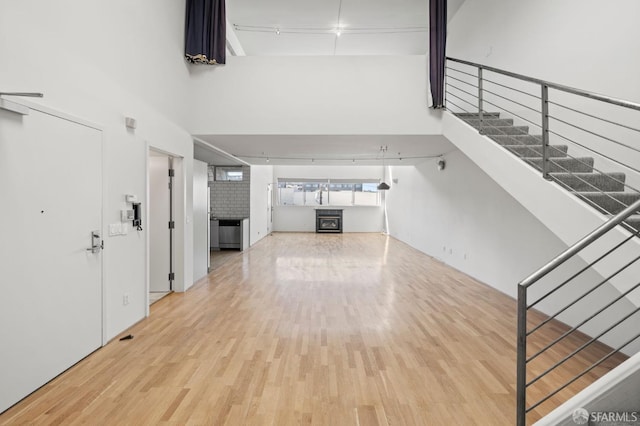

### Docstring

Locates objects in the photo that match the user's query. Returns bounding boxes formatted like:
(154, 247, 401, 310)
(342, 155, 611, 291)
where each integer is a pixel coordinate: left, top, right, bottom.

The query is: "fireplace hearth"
(316, 209, 343, 233)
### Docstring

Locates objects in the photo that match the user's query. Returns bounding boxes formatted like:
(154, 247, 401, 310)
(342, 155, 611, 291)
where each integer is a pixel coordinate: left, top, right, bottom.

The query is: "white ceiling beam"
(226, 20, 246, 56)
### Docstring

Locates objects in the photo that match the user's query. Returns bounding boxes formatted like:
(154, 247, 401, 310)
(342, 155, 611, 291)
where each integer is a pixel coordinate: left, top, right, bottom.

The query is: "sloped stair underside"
(442, 111, 640, 309)
(456, 114, 640, 230)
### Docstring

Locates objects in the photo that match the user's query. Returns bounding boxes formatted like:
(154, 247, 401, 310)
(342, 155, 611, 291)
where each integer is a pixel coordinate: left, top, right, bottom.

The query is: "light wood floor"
(0, 233, 626, 425)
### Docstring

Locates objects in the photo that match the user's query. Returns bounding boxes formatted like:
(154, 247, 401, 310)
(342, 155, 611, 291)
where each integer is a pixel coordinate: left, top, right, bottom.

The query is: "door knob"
(87, 230, 102, 253)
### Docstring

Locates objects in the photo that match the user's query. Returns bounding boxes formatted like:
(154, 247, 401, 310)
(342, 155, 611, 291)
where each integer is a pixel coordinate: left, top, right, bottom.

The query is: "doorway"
(148, 150, 174, 305)
(0, 103, 103, 413)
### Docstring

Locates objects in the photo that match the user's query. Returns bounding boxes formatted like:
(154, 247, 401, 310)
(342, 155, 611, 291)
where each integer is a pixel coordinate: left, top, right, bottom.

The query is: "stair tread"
(577, 192, 640, 197)
(522, 157, 594, 161)
(452, 112, 638, 225)
(463, 118, 514, 126)
(549, 172, 627, 192)
(478, 126, 530, 135)
(454, 112, 501, 117)
(503, 145, 568, 158)
(489, 135, 543, 146)
(525, 157, 594, 173)
(550, 172, 626, 177)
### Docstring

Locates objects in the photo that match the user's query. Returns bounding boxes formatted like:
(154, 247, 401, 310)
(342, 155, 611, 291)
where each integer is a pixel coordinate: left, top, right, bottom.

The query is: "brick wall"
(208, 165, 251, 218)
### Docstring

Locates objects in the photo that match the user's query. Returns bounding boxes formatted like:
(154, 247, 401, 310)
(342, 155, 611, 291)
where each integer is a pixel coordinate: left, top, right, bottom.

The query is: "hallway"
(0, 233, 625, 425)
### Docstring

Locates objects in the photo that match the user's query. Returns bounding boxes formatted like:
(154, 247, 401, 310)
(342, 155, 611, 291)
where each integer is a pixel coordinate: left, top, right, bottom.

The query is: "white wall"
(448, 0, 640, 102)
(188, 55, 443, 135)
(387, 151, 571, 295)
(249, 165, 274, 245)
(193, 160, 209, 282)
(0, 0, 194, 341)
(386, 149, 640, 352)
(447, 0, 640, 189)
(272, 165, 384, 233)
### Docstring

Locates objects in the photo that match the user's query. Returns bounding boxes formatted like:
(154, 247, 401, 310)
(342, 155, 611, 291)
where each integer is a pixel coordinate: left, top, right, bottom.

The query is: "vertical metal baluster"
(444, 60, 447, 109)
(516, 285, 528, 426)
(541, 84, 550, 179)
(478, 67, 484, 134)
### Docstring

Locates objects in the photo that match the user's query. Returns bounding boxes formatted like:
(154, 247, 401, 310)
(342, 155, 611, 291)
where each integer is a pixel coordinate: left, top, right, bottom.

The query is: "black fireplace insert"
(315, 209, 343, 233)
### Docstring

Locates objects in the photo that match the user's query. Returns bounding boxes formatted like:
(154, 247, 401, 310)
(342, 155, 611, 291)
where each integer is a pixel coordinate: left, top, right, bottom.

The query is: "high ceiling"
(227, 0, 466, 56)
(194, 0, 466, 166)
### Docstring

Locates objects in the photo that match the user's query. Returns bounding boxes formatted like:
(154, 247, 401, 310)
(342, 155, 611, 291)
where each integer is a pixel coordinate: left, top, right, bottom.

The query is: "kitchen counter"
(211, 217, 249, 221)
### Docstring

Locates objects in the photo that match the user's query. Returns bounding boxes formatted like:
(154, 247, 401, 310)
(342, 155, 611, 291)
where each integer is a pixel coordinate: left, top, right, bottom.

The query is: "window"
(329, 183, 354, 206)
(354, 182, 379, 206)
(277, 180, 325, 206)
(215, 166, 243, 181)
(277, 179, 380, 206)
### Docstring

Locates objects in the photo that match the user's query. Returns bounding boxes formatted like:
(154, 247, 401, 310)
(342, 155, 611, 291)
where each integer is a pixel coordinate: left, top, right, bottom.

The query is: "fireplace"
(316, 209, 343, 233)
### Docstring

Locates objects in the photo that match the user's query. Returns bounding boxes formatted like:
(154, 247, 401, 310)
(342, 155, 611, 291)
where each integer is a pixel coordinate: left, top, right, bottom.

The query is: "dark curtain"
(429, 0, 447, 108)
(185, 0, 226, 65)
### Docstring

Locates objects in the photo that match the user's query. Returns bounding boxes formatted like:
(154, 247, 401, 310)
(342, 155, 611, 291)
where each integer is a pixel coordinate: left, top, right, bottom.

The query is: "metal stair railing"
(515, 199, 640, 425)
(442, 58, 640, 424)
(444, 57, 640, 233)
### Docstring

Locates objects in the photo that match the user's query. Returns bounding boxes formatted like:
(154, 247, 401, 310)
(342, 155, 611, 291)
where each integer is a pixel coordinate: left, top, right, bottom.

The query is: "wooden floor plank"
(0, 233, 627, 425)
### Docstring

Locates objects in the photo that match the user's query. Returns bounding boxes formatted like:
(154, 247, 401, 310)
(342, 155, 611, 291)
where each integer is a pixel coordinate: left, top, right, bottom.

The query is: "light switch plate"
(109, 223, 122, 236)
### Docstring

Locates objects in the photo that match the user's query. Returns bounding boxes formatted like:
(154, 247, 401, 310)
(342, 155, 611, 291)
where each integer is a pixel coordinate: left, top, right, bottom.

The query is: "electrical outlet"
(123, 293, 130, 306)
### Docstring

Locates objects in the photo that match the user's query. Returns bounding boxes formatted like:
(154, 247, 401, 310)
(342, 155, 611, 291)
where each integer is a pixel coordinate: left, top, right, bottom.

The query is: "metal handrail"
(444, 57, 640, 425)
(516, 198, 640, 425)
(456, 114, 640, 199)
(445, 58, 640, 206)
(549, 101, 640, 134)
(447, 57, 640, 112)
(520, 199, 640, 288)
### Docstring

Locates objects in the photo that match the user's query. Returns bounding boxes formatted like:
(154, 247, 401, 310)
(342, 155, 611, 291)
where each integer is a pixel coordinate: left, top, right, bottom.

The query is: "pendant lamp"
(377, 145, 390, 190)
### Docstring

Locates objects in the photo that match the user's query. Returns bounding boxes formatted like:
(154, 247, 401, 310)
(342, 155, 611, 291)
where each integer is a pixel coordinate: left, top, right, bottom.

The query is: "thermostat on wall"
(126, 194, 138, 203)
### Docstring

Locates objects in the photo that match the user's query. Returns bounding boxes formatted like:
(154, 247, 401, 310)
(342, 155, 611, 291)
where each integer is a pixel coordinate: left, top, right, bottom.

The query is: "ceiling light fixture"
(232, 154, 445, 162)
(377, 145, 390, 191)
(233, 24, 428, 35)
(333, 0, 343, 55)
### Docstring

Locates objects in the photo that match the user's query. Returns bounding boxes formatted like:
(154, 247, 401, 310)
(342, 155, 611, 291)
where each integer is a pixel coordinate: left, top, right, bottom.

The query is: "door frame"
(1, 97, 107, 345)
(267, 183, 273, 235)
(145, 144, 185, 316)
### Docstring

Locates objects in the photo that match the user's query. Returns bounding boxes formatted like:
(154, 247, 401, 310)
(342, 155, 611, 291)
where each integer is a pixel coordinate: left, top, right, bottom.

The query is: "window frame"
(214, 166, 244, 182)
(276, 178, 380, 207)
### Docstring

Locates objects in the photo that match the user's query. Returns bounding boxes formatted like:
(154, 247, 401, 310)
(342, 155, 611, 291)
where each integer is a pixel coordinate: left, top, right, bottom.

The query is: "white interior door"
(149, 153, 171, 292)
(0, 105, 103, 413)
